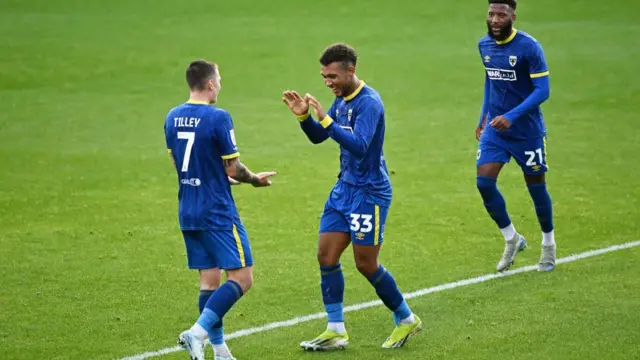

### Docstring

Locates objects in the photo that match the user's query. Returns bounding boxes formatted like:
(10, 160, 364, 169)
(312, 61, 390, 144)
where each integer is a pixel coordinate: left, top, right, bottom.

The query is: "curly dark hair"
(319, 43, 358, 68)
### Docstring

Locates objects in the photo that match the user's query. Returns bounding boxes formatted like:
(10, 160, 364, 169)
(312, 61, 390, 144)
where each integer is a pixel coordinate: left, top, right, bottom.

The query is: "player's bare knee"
(199, 282, 219, 290)
(199, 268, 222, 290)
(477, 163, 503, 178)
(354, 255, 379, 277)
(352, 244, 381, 276)
(317, 247, 339, 266)
(317, 232, 349, 266)
(355, 260, 378, 277)
(236, 277, 253, 293)
(227, 267, 253, 293)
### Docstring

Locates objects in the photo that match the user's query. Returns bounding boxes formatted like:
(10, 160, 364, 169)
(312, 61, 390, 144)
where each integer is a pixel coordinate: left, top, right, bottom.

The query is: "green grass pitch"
(1, 0, 639, 359)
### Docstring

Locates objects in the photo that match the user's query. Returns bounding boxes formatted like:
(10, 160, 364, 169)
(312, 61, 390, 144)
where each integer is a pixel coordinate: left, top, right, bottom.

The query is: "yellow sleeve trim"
(530, 71, 550, 78)
(320, 115, 334, 129)
(297, 112, 310, 121)
(221, 152, 240, 160)
(167, 149, 172, 154)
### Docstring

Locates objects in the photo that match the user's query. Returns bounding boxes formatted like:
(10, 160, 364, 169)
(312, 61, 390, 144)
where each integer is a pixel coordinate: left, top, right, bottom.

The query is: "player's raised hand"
(489, 115, 512, 131)
(252, 171, 277, 187)
(282, 91, 309, 116)
(304, 94, 326, 120)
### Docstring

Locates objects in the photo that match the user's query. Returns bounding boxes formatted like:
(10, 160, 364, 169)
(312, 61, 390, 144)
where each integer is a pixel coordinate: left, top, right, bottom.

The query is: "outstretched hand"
(282, 91, 309, 117)
(252, 171, 277, 187)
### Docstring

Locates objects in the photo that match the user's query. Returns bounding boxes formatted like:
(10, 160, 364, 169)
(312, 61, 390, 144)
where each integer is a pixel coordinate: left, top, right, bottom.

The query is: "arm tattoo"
(224, 158, 257, 185)
(233, 161, 256, 184)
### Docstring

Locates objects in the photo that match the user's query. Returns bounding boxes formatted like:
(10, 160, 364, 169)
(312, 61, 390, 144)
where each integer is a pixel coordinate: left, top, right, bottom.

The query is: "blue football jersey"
(327, 83, 392, 205)
(164, 100, 240, 230)
(479, 29, 549, 140)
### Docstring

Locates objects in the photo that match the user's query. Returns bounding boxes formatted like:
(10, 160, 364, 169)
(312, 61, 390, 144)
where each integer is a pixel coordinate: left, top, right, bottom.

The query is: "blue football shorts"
(319, 181, 388, 246)
(477, 133, 549, 175)
(182, 222, 253, 270)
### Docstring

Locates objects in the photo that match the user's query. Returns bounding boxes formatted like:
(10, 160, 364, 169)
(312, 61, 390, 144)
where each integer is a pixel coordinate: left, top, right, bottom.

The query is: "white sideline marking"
(117, 240, 640, 360)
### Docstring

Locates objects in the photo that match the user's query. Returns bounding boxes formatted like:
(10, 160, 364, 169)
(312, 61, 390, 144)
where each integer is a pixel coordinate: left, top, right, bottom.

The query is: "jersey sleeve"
(528, 41, 549, 79)
(322, 96, 382, 158)
(503, 42, 551, 123)
(213, 111, 240, 160)
(351, 97, 382, 149)
(298, 99, 337, 144)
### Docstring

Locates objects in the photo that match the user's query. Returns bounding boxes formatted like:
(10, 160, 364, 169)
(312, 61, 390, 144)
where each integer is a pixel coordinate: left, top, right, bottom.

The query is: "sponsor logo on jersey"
(486, 68, 517, 81)
(181, 178, 202, 186)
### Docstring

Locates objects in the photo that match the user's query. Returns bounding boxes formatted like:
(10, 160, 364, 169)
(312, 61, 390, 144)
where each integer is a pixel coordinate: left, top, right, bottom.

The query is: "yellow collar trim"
(186, 99, 210, 105)
(496, 29, 517, 45)
(344, 81, 365, 102)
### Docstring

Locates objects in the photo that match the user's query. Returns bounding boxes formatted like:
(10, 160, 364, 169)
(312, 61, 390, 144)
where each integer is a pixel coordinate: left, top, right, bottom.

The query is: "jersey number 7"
(177, 132, 195, 172)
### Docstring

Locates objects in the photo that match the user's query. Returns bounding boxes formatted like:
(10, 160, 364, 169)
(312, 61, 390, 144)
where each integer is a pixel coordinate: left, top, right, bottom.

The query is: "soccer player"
(476, 0, 556, 272)
(282, 43, 422, 350)
(165, 60, 276, 360)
